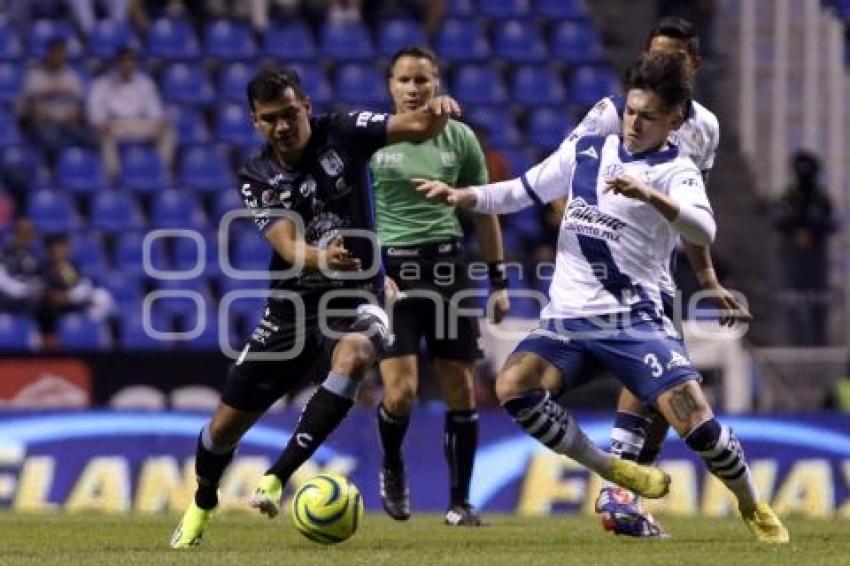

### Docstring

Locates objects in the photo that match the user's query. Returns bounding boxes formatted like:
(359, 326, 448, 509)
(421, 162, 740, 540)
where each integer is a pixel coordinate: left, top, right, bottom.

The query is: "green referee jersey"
(371, 118, 488, 246)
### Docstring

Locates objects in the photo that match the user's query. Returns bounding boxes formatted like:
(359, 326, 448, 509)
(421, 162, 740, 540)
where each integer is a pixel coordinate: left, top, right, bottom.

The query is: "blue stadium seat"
(436, 18, 489, 63)
(453, 65, 506, 106)
(27, 189, 80, 234)
(90, 190, 145, 233)
(69, 232, 109, 281)
(503, 145, 537, 177)
(445, 0, 476, 18)
(151, 189, 207, 230)
(215, 103, 262, 148)
(100, 271, 144, 308)
(320, 21, 375, 62)
(89, 20, 136, 60)
(536, 0, 590, 20)
(114, 232, 153, 275)
(178, 308, 226, 350)
(466, 106, 520, 148)
(119, 311, 173, 350)
(213, 188, 245, 221)
(217, 61, 257, 103)
(569, 65, 620, 106)
(231, 232, 270, 271)
(170, 105, 211, 147)
(178, 144, 235, 193)
(56, 314, 112, 350)
(551, 21, 605, 64)
(0, 314, 39, 350)
(289, 63, 332, 112)
(493, 20, 546, 63)
(334, 64, 388, 106)
(162, 63, 215, 106)
(152, 278, 212, 326)
(1, 145, 45, 185)
(511, 66, 566, 106)
(174, 232, 219, 275)
(147, 18, 200, 61)
(120, 145, 170, 192)
(0, 61, 23, 105)
(264, 21, 317, 61)
(378, 19, 427, 58)
(477, 0, 532, 20)
(0, 21, 22, 60)
(528, 107, 572, 150)
(204, 19, 258, 61)
(56, 147, 108, 193)
(28, 19, 84, 59)
(0, 110, 21, 146)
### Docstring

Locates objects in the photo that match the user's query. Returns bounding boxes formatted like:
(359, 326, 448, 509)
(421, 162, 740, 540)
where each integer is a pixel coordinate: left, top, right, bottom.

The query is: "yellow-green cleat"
(742, 502, 790, 543)
(250, 474, 283, 518)
(604, 459, 671, 499)
(170, 501, 214, 549)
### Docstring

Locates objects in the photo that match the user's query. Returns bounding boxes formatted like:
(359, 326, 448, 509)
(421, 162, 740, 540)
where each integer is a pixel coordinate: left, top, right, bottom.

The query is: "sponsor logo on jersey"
(564, 198, 628, 243)
(319, 150, 344, 176)
(386, 247, 420, 257)
(355, 111, 386, 127)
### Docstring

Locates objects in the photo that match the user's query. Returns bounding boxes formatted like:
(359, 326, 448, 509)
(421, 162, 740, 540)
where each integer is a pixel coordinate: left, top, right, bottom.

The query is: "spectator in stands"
(36, 233, 113, 346)
(17, 38, 93, 165)
(0, 218, 42, 314)
(86, 46, 175, 180)
(773, 150, 837, 346)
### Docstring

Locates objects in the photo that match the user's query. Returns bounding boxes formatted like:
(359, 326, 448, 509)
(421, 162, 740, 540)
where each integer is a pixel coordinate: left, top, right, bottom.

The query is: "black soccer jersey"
(237, 110, 389, 304)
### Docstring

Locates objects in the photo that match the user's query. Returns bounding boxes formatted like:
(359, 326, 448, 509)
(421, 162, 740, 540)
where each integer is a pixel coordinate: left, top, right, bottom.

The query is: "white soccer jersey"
(494, 133, 712, 318)
(568, 95, 720, 296)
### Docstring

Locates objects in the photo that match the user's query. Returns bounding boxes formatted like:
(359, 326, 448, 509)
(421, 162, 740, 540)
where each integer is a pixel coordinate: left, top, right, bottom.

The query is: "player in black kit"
(171, 67, 461, 549)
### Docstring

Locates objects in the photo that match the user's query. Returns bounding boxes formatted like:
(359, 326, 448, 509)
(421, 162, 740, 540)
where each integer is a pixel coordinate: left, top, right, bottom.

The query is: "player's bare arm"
(387, 95, 461, 143)
(264, 218, 361, 272)
(411, 178, 476, 208)
(683, 242, 752, 327)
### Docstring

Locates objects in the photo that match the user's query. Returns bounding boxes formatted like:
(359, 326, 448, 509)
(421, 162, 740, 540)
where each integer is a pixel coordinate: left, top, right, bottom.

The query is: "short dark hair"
(387, 45, 439, 78)
(647, 16, 700, 57)
(624, 51, 693, 111)
(246, 66, 307, 111)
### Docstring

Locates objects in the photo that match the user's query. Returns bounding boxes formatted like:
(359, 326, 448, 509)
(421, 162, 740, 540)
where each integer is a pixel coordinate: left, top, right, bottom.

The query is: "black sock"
(194, 428, 236, 510)
(445, 410, 478, 505)
(377, 403, 410, 469)
(266, 386, 354, 482)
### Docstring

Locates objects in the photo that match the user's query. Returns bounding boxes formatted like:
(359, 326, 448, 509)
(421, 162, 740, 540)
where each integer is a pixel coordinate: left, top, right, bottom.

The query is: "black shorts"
(222, 293, 388, 412)
(382, 240, 483, 362)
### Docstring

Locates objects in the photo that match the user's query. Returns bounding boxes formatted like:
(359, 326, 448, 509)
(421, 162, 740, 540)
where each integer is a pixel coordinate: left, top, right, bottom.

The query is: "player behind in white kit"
(414, 51, 788, 543)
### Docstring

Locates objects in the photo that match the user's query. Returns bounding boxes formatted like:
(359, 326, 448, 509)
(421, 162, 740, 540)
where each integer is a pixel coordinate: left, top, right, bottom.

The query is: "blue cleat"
(595, 486, 668, 538)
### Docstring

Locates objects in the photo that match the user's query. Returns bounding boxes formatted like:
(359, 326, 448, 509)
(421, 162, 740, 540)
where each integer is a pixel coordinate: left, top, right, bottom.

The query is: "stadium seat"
(466, 106, 520, 148)
(147, 17, 200, 61)
(89, 20, 137, 60)
(445, 0, 476, 18)
(503, 145, 537, 177)
(213, 188, 245, 221)
(27, 189, 80, 234)
(174, 231, 219, 275)
(217, 61, 257, 103)
(528, 107, 573, 150)
(28, 19, 84, 59)
(56, 147, 108, 193)
(511, 66, 566, 106)
(0, 314, 39, 351)
(320, 21, 375, 62)
(114, 232, 148, 275)
(204, 19, 257, 61)
(0, 145, 46, 187)
(119, 312, 173, 350)
(334, 64, 388, 106)
(90, 190, 145, 233)
(0, 61, 23, 105)
(0, 110, 21, 146)
(551, 21, 606, 65)
(69, 232, 109, 281)
(377, 19, 427, 58)
(56, 314, 112, 350)
(493, 20, 547, 63)
(215, 103, 262, 148)
(569, 65, 621, 106)
(453, 65, 507, 106)
(162, 62, 215, 106)
(264, 21, 317, 61)
(179, 309, 222, 350)
(536, 0, 590, 20)
(100, 271, 144, 309)
(151, 278, 212, 328)
(435, 18, 489, 63)
(477, 0, 532, 20)
(231, 232, 270, 271)
(151, 189, 207, 230)
(0, 21, 22, 60)
(119, 144, 170, 192)
(178, 144, 236, 193)
(170, 105, 211, 147)
(288, 63, 332, 111)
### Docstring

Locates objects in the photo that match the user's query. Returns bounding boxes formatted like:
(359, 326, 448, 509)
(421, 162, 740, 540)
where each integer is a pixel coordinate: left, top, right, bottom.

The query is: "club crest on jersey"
(603, 163, 625, 180)
(299, 176, 316, 198)
(319, 150, 344, 177)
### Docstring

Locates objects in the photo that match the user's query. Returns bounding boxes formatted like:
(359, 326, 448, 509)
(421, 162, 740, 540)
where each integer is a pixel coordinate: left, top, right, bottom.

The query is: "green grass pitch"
(0, 512, 846, 566)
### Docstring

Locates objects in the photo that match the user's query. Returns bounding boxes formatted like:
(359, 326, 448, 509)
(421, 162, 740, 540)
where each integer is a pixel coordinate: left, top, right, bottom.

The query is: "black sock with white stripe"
(377, 403, 409, 470)
(445, 410, 478, 505)
(502, 389, 612, 475)
(685, 418, 758, 512)
(610, 411, 651, 461)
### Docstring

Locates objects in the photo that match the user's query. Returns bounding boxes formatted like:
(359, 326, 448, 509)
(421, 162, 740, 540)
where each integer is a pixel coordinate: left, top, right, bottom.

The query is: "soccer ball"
(291, 474, 364, 544)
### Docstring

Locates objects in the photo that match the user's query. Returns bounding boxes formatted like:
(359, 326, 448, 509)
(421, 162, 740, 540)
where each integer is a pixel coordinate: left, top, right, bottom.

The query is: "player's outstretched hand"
(426, 95, 461, 118)
(324, 235, 361, 272)
(489, 289, 510, 324)
(412, 178, 476, 208)
(705, 284, 753, 327)
(604, 175, 654, 202)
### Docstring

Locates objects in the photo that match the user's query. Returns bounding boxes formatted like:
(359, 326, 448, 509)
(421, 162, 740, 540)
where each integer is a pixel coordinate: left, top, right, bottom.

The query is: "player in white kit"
(415, 51, 788, 544)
